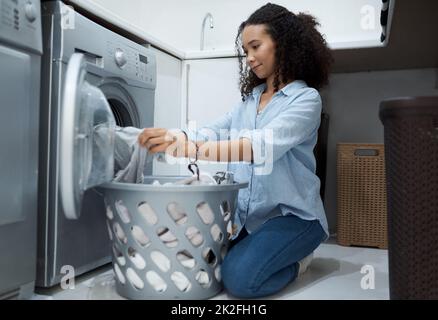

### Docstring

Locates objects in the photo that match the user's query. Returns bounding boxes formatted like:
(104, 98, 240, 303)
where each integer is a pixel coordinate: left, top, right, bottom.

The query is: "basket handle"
(354, 148, 380, 157)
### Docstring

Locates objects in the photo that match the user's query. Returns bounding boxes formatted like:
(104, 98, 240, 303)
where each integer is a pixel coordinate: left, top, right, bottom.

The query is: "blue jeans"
(221, 215, 326, 298)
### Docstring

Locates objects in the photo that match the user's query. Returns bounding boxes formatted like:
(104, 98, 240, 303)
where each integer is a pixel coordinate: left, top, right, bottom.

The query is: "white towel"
(152, 171, 217, 186)
(114, 142, 148, 183)
(113, 127, 148, 183)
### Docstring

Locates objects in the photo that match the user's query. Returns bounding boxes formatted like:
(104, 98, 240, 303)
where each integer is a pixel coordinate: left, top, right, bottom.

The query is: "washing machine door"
(60, 53, 116, 220)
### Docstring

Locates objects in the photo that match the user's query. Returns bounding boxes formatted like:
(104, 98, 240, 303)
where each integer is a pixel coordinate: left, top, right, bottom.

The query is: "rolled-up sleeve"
(239, 89, 322, 166)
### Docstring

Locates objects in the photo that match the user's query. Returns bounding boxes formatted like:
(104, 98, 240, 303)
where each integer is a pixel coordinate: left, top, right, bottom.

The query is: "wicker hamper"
(336, 143, 388, 249)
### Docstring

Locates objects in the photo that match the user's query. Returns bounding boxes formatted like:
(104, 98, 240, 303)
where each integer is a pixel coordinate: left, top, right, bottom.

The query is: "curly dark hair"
(235, 3, 333, 100)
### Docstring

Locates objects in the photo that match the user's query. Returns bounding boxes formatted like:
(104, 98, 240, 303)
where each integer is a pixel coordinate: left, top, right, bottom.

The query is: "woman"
(138, 3, 333, 298)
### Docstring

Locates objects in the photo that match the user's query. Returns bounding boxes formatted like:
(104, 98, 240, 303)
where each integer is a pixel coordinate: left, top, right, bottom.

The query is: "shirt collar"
(252, 83, 266, 97)
(280, 80, 308, 96)
(251, 80, 308, 97)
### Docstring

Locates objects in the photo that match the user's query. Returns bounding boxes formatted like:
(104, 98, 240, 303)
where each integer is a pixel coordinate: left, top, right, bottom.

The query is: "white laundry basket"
(98, 176, 248, 300)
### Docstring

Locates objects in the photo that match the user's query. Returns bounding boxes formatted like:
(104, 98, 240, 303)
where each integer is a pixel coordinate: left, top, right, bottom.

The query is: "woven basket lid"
(379, 96, 438, 122)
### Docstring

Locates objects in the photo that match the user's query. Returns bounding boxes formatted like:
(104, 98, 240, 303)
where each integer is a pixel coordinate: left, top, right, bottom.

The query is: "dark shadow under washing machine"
(37, 1, 156, 287)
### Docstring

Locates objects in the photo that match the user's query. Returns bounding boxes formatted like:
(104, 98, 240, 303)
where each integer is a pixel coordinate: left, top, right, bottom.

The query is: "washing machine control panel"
(114, 48, 127, 68)
(0, 0, 42, 52)
(106, 41, 154, 84)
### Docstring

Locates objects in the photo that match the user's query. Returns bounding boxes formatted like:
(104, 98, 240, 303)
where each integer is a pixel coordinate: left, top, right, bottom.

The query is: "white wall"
(149, 47, 184, 176)
(90, 0, 384, 51)
(321, 68, 438, 234)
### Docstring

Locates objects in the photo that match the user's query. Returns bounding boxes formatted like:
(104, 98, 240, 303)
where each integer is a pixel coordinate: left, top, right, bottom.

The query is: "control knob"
(25, 2, 37, 23)
(114, 48, 127, 68)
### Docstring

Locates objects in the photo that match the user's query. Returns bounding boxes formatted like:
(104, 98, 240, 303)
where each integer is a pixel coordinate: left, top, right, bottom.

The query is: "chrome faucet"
(200, 12, 214, 50)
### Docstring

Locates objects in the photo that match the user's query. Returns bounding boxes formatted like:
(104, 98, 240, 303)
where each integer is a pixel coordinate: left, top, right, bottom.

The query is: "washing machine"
(37, 0, 155, 287)
(0, 0, 42, 299)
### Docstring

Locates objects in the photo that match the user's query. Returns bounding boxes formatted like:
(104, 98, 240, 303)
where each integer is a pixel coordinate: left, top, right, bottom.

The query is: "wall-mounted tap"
(200, 12, 214, 50)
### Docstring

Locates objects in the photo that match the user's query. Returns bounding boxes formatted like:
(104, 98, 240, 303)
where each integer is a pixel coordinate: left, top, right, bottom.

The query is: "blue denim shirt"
(187, 80, 329, 239)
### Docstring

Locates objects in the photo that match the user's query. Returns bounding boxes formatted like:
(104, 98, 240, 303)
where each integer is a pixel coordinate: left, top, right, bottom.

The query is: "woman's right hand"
(138, 128, 190, 157)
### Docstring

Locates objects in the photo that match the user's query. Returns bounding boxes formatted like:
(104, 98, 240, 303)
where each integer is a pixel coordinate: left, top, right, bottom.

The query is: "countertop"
(67, 0, 438, 72)
(67, 0, 384, 61)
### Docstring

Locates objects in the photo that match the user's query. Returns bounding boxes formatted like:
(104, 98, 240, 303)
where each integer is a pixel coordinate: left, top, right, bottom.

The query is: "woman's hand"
(138, 128, 189, 157)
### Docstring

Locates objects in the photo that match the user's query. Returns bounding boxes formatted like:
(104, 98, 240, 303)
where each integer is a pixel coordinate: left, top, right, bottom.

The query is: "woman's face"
(241, 24, 276, 80)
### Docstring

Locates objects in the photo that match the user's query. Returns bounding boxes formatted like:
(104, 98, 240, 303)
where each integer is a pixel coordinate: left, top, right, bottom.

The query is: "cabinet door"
(150, 47, 183, 176)
(182, 58, 242, 176)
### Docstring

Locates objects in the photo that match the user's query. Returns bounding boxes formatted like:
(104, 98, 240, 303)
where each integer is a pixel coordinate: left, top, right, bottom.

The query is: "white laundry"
(114, 264, 126, 284)
(169, 171, 217, 186)
(167, 202, 188, 225)
(113, 249, 208, 292)
(171, 272, 191, 292)
(113, 223, 127, 244)
(137, 202, 158, 225)
(167, 201, 221, 229)
(129, 252, 146, 270)
(126, 268, 144, 289)
(114, 200, 131, 224)
(210, 224, 223, 242)
(146, 271, 167, 292)
(113, 126, 142, 171)
(150, 171, 217, 187)
(146, 267, 209, 292)
(157, 228, 178, 248)
(150, 251, 171, 272)
(113, 126, 148, 183)
(114, 142, 147, 183)
(147, 250, 209, 290)
(131, 225, 150, 247)
(113, 126, 166, 183)
(195, 271, 210, 287)
(185, 226, 204, 247)
(177, 251, 196, 269)
(115, 253, 126, 266)
(196, 202, 214, 224)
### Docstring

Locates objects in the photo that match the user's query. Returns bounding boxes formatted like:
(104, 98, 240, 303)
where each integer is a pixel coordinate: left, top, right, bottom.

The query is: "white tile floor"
(32, 239, 389, 300)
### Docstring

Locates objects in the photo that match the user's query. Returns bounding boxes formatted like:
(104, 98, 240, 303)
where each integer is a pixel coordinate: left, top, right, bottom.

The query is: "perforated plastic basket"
(98, 176, 248, 300)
